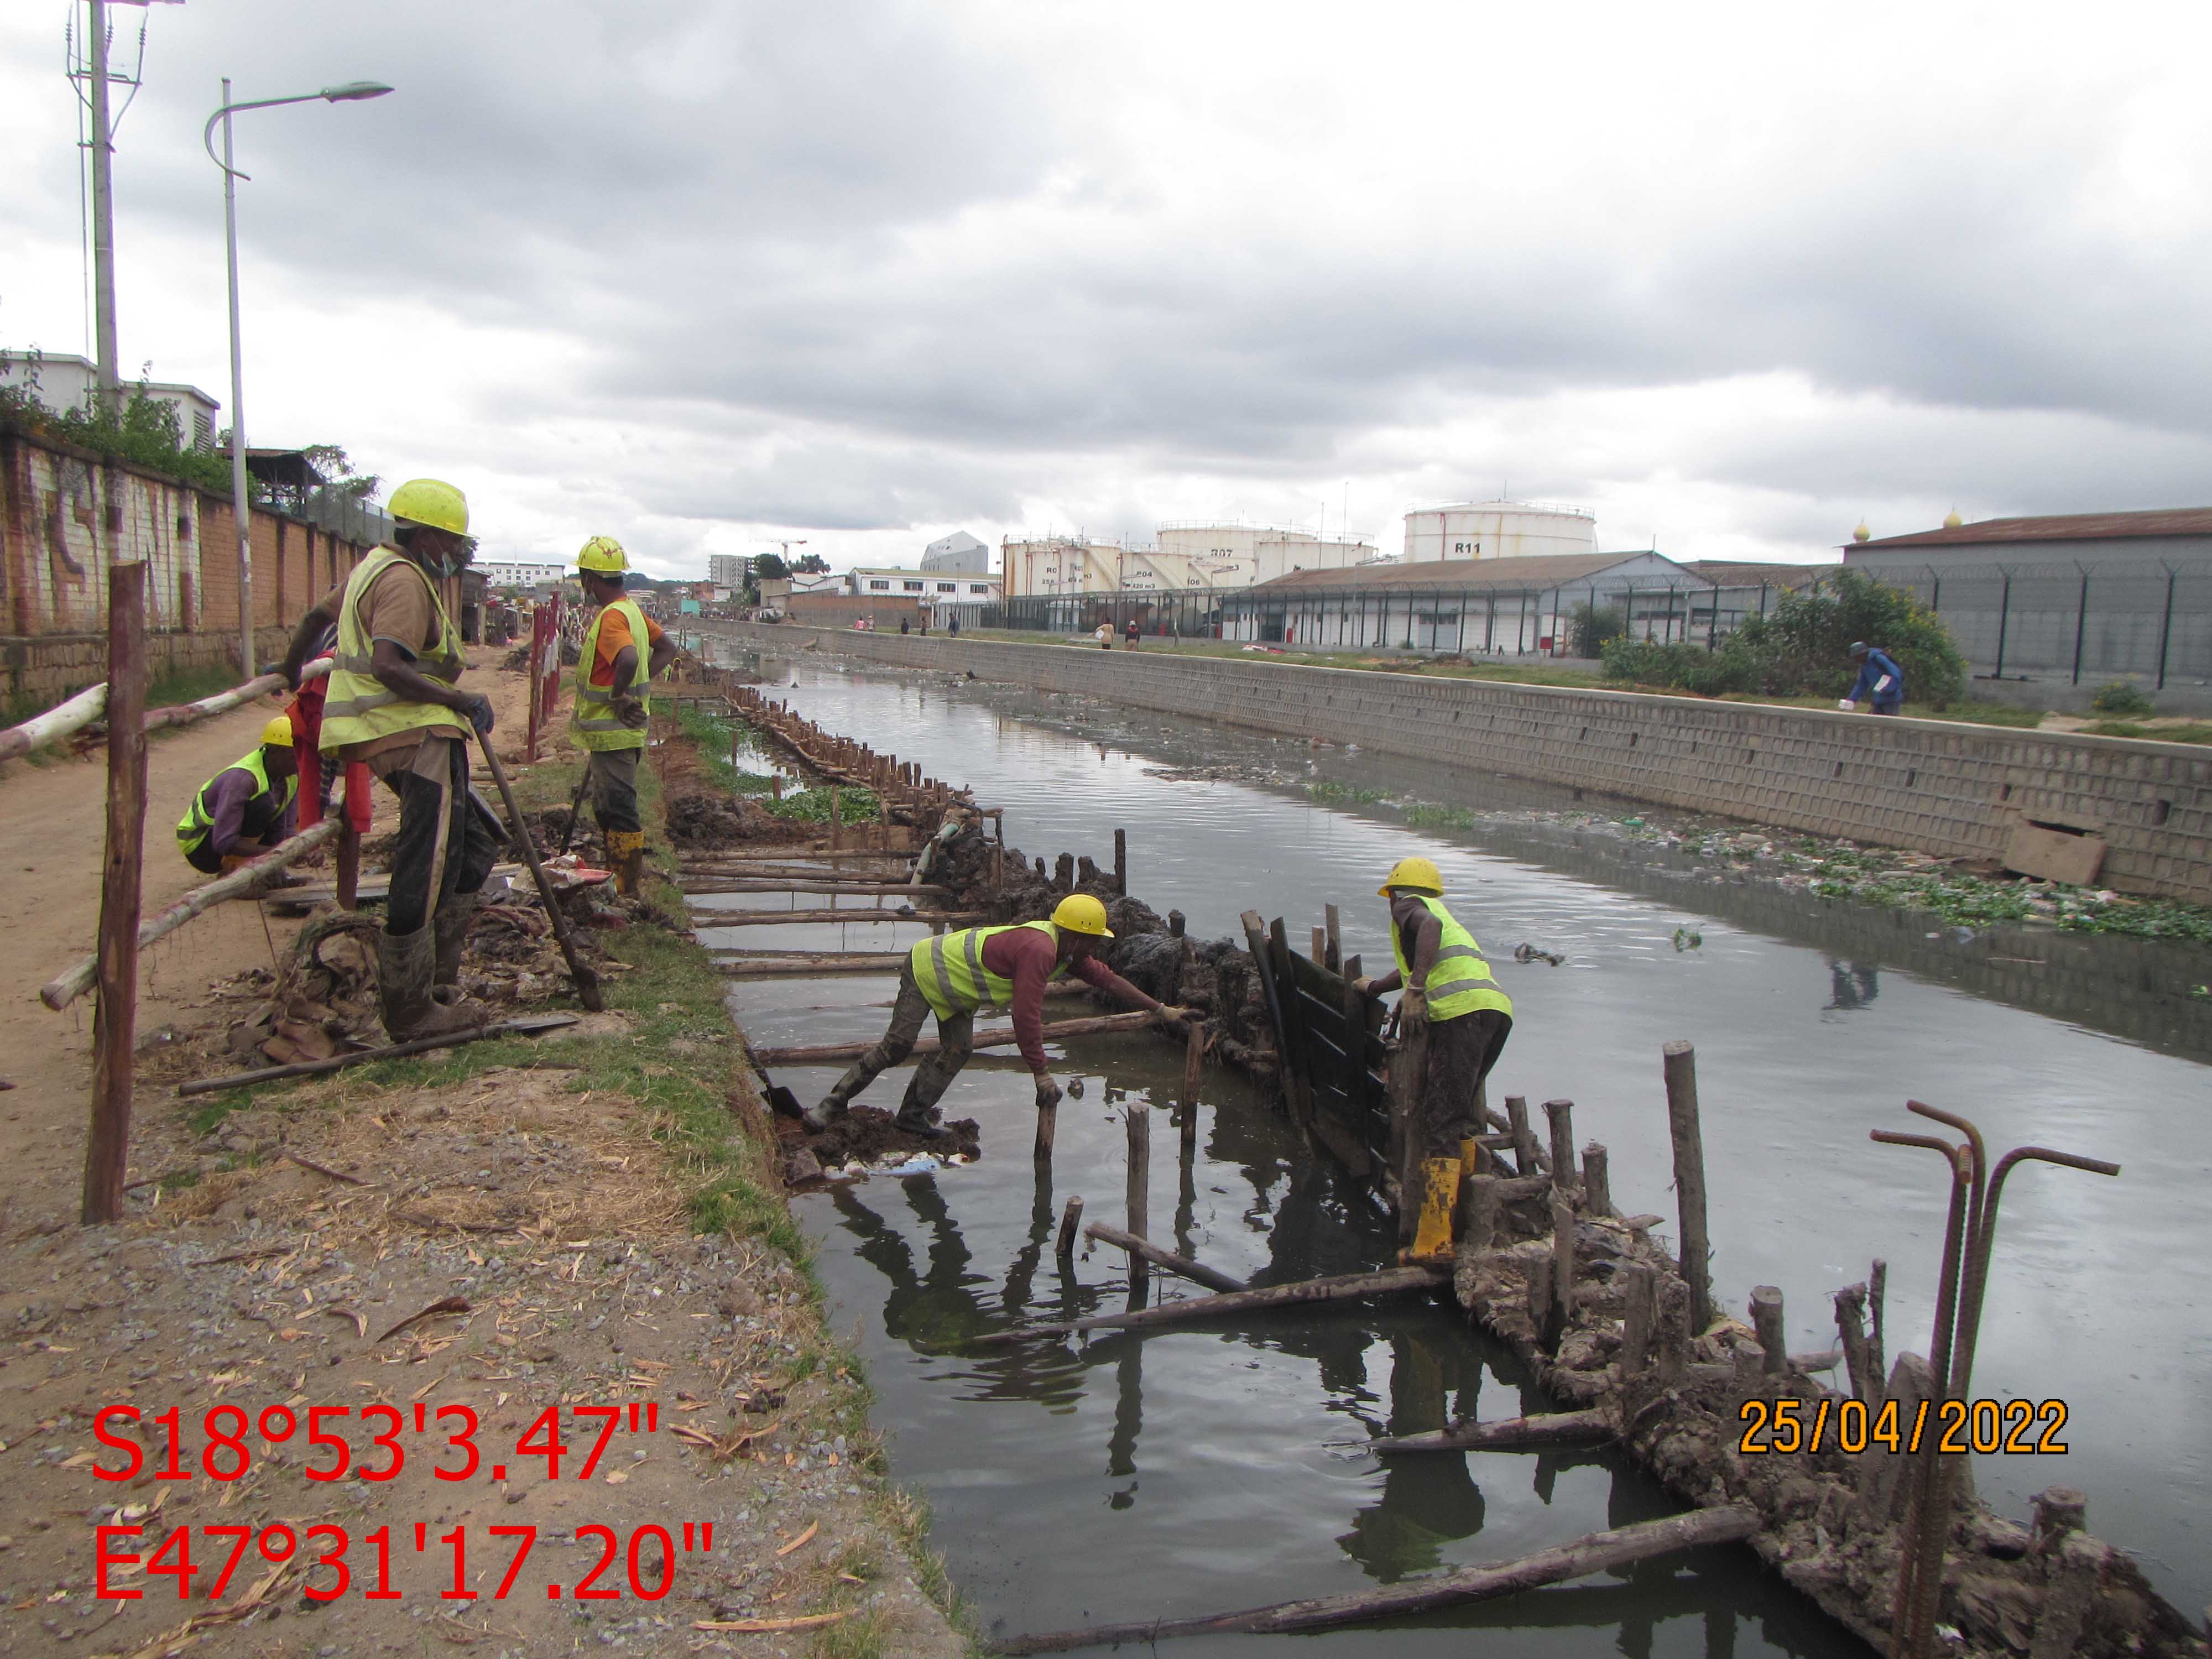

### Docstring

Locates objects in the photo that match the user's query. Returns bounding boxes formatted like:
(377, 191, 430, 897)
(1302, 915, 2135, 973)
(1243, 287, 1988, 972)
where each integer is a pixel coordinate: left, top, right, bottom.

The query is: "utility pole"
(87, 0, 120, 408)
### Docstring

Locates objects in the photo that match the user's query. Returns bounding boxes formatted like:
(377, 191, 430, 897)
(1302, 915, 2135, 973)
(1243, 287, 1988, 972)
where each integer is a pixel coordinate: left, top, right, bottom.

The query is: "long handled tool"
(472, 726, 604, 1013)
(557, 765, 592, 855)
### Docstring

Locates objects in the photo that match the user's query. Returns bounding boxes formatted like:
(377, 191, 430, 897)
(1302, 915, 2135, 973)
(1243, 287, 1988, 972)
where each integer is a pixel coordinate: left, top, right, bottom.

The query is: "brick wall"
(722, 622, 2212, 905)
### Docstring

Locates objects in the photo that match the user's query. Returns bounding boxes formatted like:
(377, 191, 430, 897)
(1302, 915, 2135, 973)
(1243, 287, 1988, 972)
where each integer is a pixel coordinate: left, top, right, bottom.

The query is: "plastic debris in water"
(880, 1155, 943, 1177)
(1672, 926, 1704, 952)
(1512, 943, 1566, 967)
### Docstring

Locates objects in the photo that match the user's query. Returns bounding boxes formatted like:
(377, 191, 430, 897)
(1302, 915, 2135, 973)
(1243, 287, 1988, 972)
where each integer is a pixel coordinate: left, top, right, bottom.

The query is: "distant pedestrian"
(1125, 617, 1141, 649)
(1840, 641, 1905, 715)
(900, 617, 910, 635)
(949, 615, 961, 637)
(1094, 623, 1112, 649)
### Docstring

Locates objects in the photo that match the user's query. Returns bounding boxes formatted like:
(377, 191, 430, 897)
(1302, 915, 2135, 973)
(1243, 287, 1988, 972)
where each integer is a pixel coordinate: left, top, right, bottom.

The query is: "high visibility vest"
(318, 548, 466, 752)
(573, 598, 652, 752)
(910, 920, 1061, 1020)
(1391, 895, 1512, 1023)
(176, 748, 295, 857)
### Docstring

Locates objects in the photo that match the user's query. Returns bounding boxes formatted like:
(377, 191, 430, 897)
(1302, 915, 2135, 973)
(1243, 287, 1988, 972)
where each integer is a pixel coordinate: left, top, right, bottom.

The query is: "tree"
(791, 551, 830, 575)
(299, 444, 380, 501)
(752, 552, 790, 581)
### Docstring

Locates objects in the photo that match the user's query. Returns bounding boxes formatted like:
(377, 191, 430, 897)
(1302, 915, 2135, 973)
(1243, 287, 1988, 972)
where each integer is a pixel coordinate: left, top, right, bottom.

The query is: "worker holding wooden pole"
(802, 894, 1191, 1142)
(279, 478, 499, 1040)
(571, 536, 678, 897)
(1354, 856, 1514, 1264)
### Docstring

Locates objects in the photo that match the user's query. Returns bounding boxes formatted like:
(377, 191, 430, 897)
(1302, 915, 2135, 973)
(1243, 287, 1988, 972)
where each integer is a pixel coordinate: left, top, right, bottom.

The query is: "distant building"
(1156, 522, 1378, 588)
(707, 553, 751, 589)
(479, 559, 567, 589)
(1002, 527, 1376, 596)
(846, 565, 999, 622)
(1, 350, 221, 450)
(1402, 500, 1599, 562)
(922, 531, 989, 573)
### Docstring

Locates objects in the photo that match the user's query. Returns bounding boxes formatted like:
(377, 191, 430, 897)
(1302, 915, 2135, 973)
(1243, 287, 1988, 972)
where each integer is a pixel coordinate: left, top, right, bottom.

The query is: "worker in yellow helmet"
(572, 536, 677, 896)
(280, 478, 499, 1040)
(804, 893, 1192, 1141)
(176, 716, 300, 875)
(1355, 855, 1514, 1264)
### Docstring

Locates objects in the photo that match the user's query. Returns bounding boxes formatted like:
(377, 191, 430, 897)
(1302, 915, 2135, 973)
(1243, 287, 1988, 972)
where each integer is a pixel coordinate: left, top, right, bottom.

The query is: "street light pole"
(88, 0, 119, 407)
(203, 79, 391, 679)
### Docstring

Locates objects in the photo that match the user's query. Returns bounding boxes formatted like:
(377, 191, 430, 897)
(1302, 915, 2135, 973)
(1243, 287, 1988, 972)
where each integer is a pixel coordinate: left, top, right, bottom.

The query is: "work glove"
(1837, 699, 1857, 711)
(458, 692, 496, 735)
(1352, 976, 1374, 997)
(1034, 1077, 1063, 1111)
(614, 695, 650, 729)
(1154, 1004, 1194, 1028)
(1400, 987, 1428, 1024)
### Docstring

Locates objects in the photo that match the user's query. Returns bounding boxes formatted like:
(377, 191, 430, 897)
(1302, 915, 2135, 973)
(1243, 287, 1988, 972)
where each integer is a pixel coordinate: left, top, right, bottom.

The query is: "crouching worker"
(1355, 857, 1514, 1264)
(804, 894, 1187, 1141)
(176, 717, 299, 874)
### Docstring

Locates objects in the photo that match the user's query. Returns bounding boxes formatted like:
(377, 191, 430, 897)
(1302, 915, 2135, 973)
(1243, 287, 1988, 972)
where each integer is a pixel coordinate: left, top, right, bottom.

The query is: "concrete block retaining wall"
(721, 623, 2212, 906)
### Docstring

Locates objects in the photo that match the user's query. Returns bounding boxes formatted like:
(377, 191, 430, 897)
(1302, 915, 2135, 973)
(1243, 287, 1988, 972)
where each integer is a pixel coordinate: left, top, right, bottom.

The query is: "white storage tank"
(1402, 500, 1598, 562)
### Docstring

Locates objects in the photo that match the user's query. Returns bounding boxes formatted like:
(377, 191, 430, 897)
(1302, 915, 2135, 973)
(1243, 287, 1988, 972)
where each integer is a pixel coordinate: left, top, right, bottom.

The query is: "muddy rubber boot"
(893, 1078, 951, 1142)
(432, 892, 479, 989)
(801, 1096, 851, 1135)
(377, 926, 487, 1042)
(1401, 1157, 1459, 1266)
(606, 829, 645, 898)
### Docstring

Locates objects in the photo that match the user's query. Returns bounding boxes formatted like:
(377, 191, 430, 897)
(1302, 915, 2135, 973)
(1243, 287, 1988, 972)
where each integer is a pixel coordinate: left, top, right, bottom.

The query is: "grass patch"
(2079, 720, 2212, 745)
(1305, 780, 1389, 805)
(672, 701, 883, 823)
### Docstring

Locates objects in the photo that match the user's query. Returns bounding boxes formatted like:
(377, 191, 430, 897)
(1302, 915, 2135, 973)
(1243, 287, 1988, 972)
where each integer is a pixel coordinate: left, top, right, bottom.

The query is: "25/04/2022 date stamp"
(88, 1400, 663, 1484)
(1738, 1396, 2068, 1456)
(96, 1522, 717, 1604)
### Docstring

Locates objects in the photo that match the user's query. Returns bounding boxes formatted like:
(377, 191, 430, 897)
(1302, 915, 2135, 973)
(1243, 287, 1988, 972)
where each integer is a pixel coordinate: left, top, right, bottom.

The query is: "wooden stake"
(1311, 925, 1327, 965)
(975, 1264, 1448, 1345)
(990, 1506, 1761, 1653)
(1506, 1095, 1540, 1177)
(1367, 1409, 1611, 1454)
(1125, 1103, 1150, 1286)
(1055, 1196, 1084, 1263)
(1835, 1282, 1877, 1403)
(1465, 1174, 1502, 1251)
(1166, 909, 1185, 937)
(1034, 1097, 1057, 1164)
(1661, 1041, 1714, 1338)
(828, 785, 841, 849)
(1868, 1258, 1887, 1385)
(1543, 1099, 1577, 1197)
(1526, 1254, 1556, 1348)
(82, 563, 147, 1225)
(1749, 1285, 1787, 1375)
(1617, 1262, 1656, 1376)
(335, 820, 361, 910)
(1581, 1142, 1613, 1217)
(1113, 827, 1126, 895)
(1084, 1223, 1245, 1294)
(1550, 1193, 1577, 1332)
(1323, 902, 1341, 973)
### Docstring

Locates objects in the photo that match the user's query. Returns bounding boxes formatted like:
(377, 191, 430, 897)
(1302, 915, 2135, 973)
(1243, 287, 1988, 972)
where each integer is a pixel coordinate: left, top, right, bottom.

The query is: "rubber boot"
(377, 926, 486, 1042)
(801, 1091, 853, 1135)
(606, 829, 645, 898)
(893, 1077, 951, 1142)
(1402, 1157, 1459, 1265)
(433, 892, 479, 989)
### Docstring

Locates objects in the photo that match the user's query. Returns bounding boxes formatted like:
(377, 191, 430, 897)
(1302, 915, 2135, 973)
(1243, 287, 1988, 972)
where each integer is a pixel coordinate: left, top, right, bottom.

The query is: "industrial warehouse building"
(1845, 509, 2212, 707)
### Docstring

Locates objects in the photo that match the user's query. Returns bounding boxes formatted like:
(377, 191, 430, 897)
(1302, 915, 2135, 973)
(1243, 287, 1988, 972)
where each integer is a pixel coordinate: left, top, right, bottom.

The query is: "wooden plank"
(749, 1010, 1156, 1066)
(1239, 909, 1295, 1114)
(1083, 1222, 1246, 1294)
(685, 907, 985, 927)
(176, 1016, 580, 1095)
(974, 1264, 1448, 1345)
(676, 880, 951, 897)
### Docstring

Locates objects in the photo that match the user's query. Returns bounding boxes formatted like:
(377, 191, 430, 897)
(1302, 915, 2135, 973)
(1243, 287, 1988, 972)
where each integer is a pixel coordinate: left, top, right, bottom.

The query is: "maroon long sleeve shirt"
(979, 926, 1157, 1073)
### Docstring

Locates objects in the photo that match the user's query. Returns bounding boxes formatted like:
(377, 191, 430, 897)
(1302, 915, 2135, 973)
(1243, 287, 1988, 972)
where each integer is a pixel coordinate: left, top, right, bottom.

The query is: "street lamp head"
(320, 81, 394, 102)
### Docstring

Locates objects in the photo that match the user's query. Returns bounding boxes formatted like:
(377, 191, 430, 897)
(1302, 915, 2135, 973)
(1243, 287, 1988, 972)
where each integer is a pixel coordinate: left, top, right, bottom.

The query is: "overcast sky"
(6, 1, 2211, 577)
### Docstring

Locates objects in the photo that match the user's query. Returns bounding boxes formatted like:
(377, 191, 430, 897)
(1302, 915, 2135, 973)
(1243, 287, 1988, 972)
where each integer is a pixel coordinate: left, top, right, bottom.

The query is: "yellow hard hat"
(1378, 855, 1443, 897)
(1051, 893, 1114, 938)
(387, 478, 470, 536)
(577, 535, 629, 575)
(260, 716, 295, 748)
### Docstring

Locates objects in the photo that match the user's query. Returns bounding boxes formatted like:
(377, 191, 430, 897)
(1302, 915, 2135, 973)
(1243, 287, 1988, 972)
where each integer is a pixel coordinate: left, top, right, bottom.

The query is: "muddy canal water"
(696, 645, 2210, 1652)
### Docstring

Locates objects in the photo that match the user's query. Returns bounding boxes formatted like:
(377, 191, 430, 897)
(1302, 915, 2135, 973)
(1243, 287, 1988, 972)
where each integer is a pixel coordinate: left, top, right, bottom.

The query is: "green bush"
(1568, 602, 1627, 659)
(2089, 680, 2156, 717)
(1602, 569, 1966, 708)
(0, 363, 234, 495)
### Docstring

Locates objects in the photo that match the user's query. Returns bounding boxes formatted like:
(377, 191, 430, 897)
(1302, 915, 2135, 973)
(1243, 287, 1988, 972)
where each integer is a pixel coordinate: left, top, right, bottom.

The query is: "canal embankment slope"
(716, 622, 2212, 906)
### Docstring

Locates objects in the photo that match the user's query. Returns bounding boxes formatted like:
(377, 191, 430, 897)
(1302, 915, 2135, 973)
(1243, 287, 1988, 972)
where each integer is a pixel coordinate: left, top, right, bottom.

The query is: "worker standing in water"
(804, 894, 1189, 1141)
(572, 536, 678, 897)
(1355, 857, 1514, 1264)
(281, 477, 498, 1041)
(176, 716, 299, 874)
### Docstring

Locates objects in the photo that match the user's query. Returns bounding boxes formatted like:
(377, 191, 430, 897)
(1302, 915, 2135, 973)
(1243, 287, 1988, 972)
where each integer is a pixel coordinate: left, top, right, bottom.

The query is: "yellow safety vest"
(318, 547, 466, 752)
(176, 747, 296, 857)
(1391, 894, 1512, 1022)
(911, 920, 1062, 1020)
(573, 597, 652, 752)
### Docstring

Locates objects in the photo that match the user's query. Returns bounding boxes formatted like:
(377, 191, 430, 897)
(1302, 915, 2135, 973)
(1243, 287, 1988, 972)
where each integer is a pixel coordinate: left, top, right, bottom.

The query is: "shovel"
(472, 725, 604, 1013)
(557, 765, 592, 856)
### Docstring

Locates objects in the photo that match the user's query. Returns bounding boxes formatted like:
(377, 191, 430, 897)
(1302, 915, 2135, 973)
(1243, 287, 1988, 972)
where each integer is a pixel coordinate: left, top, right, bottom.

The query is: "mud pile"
(666, 789, 817, 851)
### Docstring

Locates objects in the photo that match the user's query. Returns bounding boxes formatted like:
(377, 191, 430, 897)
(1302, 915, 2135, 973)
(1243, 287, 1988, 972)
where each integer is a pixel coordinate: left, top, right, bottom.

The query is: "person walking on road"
(1125, 616, 1141, 649)
(573, 536, 677, 897)
(176, 716, 299, 875)
(1840, 641, 1905, 714)
(281, 477, 499, 1041)
(1355, 857, 1514, 1264)
(804, 894, 1188, 1140)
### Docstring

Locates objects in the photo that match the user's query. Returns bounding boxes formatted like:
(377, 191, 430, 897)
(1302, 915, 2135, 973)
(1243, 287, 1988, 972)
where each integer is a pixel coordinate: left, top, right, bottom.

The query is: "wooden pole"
(1749, 1285, 1787, 1375)
(1465, 1173, 1502, 1251)
(1125, 1103, 1151, 1288)
(1366, 1409, 1611, 1454)
(829, 785, 841, 851)
(1581, 1142, 1613, 1217)
(1543, 1099, 1578, 1197)
(1323, 902, 1341, 973)
(1550, 1193, 1577, 1333)
(176, 1014, 578, 1095)
(1311, 925, 1327, 965)
(1083, 1223, 1246, 1294)
(1617, 1262, 1656, 1376)
(1055, 1196, 1084, 1263)
(1868, 1257, 1887, 1385)
(1506, 1094, 1540, 1177)
(82, 562, 147, 1225)
(335, 820, 361, 911)
(975, 1264, 1448, 1345)
(990, 1506, 1761, 1653)
(1113, 827, 1126, 895)
(1661, 1041, 1714, 1337)
(1034, 1097, 1058, 1164)
(750, 1011, 1155, 1066)
(1835, 1282, 1877, 1403)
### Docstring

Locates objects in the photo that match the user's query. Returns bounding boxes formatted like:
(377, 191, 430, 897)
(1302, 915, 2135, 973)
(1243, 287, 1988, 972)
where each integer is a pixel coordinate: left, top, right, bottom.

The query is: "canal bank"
(699, 643, 2211, 1648)
(710, 621, 2212, 906)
